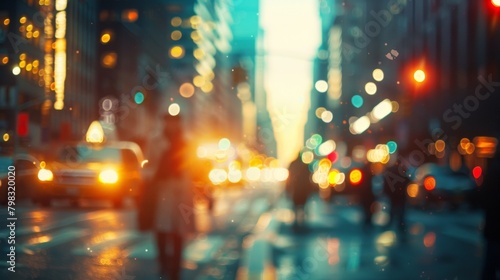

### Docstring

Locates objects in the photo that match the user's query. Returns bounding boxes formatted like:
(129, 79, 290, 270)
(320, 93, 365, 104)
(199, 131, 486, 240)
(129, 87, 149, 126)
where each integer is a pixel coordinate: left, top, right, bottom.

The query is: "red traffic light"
(492, 0, 500, 8)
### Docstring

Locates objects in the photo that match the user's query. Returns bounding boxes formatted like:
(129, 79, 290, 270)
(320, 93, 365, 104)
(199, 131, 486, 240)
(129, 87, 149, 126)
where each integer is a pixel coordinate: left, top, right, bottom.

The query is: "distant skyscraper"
(0, 0, 97, 148)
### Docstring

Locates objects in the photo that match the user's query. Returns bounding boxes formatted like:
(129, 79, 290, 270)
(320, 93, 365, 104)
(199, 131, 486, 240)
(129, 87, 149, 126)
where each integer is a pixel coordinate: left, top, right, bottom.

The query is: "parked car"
(408, 163, 477, 210)
(33, 141, 146, 208)
(0, 154, 40, 205)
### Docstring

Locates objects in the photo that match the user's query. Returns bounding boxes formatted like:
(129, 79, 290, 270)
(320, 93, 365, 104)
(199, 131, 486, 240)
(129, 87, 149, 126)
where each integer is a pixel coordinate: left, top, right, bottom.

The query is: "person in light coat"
(138, 114, 195, 280)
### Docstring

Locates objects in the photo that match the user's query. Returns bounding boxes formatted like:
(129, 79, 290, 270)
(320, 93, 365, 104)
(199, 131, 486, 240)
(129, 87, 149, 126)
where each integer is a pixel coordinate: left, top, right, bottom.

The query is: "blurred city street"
(0, 186, 280, 280)
(1, 0, 500, 279)
(0, 184, 486, 280)
(256, 195, 484, 280)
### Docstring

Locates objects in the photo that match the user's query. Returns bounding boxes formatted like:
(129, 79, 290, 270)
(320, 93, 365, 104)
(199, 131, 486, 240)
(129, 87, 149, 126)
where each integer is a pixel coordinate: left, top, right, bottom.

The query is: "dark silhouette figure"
(358, 163, 376, 227)
(481, 148, 500, 280)
(383, 157, 410, 233)
(285, 154, 317, 229)
(138, 114, 195, 280)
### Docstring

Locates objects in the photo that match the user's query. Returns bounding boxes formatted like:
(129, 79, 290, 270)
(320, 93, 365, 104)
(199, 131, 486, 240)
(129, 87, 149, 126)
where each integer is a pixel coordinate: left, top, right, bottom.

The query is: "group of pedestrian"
(134, 112, 499, 280)
(284, 151, 401, 231)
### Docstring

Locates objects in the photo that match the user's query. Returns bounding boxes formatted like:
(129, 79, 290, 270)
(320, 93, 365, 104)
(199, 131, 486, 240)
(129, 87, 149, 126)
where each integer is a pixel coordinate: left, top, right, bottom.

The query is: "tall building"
(50, 0, 98, 141)
(316, 0, 498, 156)
(230, 0, 273, 153)
(163, 0, 239, 143)
(0, 0, 46, 149)
(96, 0, 170, 148)
(1, 0, 97, 150)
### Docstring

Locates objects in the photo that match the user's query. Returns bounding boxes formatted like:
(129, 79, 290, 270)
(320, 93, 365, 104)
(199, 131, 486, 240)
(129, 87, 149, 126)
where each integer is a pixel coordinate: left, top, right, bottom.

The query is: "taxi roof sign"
(86, 121, 104, 144)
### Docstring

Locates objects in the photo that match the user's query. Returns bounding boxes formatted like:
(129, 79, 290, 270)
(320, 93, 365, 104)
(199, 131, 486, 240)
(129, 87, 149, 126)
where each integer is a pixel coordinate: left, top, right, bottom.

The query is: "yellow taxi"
(34, 121, 146, 208)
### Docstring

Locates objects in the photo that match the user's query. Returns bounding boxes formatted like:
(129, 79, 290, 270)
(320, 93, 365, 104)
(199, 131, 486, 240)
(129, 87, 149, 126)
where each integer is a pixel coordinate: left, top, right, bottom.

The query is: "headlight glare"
(38, 169, 54, 181)
(99, 169, 118, 184)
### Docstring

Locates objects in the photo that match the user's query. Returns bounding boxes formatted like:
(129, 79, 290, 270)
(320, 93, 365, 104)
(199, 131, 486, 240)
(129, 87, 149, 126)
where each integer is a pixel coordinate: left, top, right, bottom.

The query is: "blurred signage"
(473, 136, 498, 158)
(17, 112, 29, 137)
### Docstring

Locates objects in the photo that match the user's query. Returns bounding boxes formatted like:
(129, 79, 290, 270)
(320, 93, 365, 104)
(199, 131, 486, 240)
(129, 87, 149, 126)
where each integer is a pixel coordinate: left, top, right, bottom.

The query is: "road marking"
(184, 236, 225, 263)
(123, 236, 156, 260)
(0, 210, 111, 236)
(72, 231, 141, 255)
(19, 228, 91, 252)
(251, 197, 269, 215)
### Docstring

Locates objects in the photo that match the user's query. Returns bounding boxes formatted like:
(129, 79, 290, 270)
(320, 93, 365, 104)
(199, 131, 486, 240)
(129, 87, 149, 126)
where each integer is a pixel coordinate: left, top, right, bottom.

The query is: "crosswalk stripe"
(124, 237, 157, 260)
(233, 200, 250, 215)
(19, 228, 91, 252)
(0, 210, 110, 236)
(251, 197, 269, 215)
(72, 231, 141, 255)
(184, 236, 225, 263)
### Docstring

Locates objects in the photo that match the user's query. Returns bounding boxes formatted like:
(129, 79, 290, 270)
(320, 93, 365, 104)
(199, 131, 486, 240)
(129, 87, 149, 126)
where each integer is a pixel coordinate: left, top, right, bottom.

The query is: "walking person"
(138, 114, 195, 280)
(383, 155, 410, 233)
(358, 162, 376, 228)
(285, 152, 317, 231)
(481, 147, 500, 280)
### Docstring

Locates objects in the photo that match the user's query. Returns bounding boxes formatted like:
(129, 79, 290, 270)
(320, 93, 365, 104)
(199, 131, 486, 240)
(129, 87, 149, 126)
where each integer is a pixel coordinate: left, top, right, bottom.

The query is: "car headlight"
(38, 169, 54, 181)
(99, 169, 118, 184)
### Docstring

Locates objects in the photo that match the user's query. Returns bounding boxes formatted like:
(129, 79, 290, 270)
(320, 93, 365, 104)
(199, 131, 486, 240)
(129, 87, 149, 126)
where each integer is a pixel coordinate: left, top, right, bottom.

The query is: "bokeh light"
(407, 183, 419, 198)
(171, 17, 182, 27)
(12, 66, 21, 75)
(134, 92, 144, 104)
(315, 107, 326, 118)
(179, 83, 195, 98)
(100, 32, 111, 44)
(321, 110, 333, 123)
(218, 138, 231, 150)
(423, 232, 436, 248)
(423, 176, 436, 191)
(365, 82, 377, 95)
(351, 95, 363, 108)
(168, 103, 180, 116)
(372, 69, 384, 81)
(472, 166, 482, 179)
(386, 141, 397, 154)
(301, 150, 314, 164)
(170, 46, 185, 59)
(413, 69, 426, 83)
(171, 30, 182, 41)
(315, 80, 328, 93)
(349, 169, 363, 185)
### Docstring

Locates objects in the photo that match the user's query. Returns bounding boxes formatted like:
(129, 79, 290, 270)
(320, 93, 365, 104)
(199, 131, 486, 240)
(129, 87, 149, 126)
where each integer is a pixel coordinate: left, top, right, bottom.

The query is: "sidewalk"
(237, 194, 484, 280)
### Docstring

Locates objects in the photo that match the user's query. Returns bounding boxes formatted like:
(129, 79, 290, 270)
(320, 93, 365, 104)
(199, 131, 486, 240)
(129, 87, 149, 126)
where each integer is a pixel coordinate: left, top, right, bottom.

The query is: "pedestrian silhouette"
(383, 154, 410, 233)
(358, 162, 375, 227)
(285, 152, 317, 230)
(481, 146, 500, 280)
(137, 114, 195, 280)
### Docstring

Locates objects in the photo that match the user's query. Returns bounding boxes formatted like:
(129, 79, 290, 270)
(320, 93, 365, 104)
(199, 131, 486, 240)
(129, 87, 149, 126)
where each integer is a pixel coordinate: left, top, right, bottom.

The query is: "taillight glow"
(423, 176, 436, 191)
(349, 169, 363, 185)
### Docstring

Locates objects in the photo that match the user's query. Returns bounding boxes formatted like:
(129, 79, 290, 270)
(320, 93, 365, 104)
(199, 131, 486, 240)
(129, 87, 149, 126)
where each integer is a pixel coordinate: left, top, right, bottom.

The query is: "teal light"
(352, 95, 363, 108)
(218, 138, 231, 150)
(134, 92, 145, 104)
(387, 141, 398, 154)
(309, 134, 323, 149)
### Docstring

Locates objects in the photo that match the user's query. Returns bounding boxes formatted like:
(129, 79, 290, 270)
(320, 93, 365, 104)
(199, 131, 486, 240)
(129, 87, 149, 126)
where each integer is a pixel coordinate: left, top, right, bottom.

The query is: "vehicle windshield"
(58, 145, 121, 163)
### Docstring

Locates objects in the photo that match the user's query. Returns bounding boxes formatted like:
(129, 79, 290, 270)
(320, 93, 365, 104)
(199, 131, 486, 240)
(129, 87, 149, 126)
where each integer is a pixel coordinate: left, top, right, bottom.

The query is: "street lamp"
(413, 69, 426, 83)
